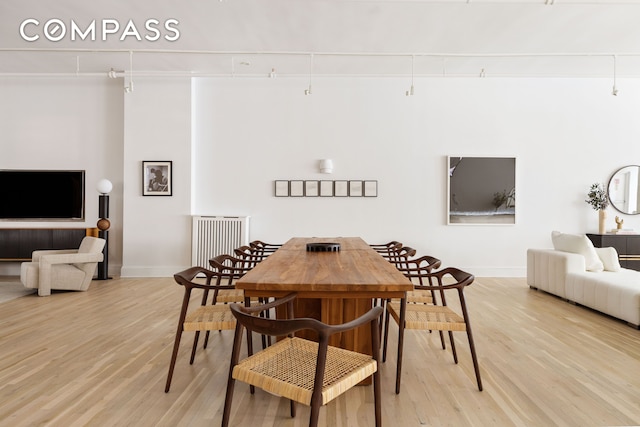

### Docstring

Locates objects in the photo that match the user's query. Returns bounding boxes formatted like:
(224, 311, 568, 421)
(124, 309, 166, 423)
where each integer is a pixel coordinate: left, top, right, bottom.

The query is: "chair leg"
(395, 298, 406, 394)
(377, 299, 387, 342)
(221, 376, 236, 427)
(309, 402, 320, 427)
(465, 327, 483, 391)
(439, 330, 446, 350)
(203, 330, 210, 349)
(448, 331, 458, 364)
(382, 307, 391, 362)
(290, 400, 296, 418)
(190, 331, 200, 364)
(164, 328, 183, 393)
(373, 364, 382, 427)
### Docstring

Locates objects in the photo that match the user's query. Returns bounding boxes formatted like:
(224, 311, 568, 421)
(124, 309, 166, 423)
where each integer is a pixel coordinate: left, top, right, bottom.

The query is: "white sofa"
(527, 232, 640, 329)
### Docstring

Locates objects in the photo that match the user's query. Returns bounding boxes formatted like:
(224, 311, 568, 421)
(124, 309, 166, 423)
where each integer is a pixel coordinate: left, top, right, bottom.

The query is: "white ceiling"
(2, 0, 640, 78)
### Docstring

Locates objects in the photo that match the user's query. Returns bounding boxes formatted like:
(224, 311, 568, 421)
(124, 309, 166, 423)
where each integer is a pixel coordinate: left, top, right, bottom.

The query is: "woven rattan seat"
(387, 301, 465, 330)
(222, 293, 383, 427)
(183, 304, 237, 331)
(383, 267, 483, 394)
(215, 288, 245, 303)
(401, 290, 434, 304)
(164, 266, 238, 393)
(233, 336, 376, 406)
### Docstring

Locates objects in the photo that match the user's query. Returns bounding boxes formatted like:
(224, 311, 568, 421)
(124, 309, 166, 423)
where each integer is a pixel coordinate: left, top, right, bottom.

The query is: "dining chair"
(377, 253, 442, 342)
(165, 266, 237, 393)
(384, 246, 417, 271)
(210, 253, 273, 348)
(383, 267, 483, 393)
(222, 293, 383, 427)
(396, 254, 442, 304)
(369, 241, 402, 258)
(233, 245, 270, 268)
(249, 240, 282, 256)
(208, 254, 254, 303)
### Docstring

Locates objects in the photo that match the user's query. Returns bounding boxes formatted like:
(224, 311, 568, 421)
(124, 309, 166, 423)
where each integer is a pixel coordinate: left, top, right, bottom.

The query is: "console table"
(0, 228, 96, 261)
(586, 233, 640, 271)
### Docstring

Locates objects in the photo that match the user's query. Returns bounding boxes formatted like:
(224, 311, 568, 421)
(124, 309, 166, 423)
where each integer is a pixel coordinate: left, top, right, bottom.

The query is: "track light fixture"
(406, 55, 415, 96)
(305, 54, 313, 95)
(124, 51, 134, 93)
(107, 68, 122, 79)
(612, 55, 618, 96)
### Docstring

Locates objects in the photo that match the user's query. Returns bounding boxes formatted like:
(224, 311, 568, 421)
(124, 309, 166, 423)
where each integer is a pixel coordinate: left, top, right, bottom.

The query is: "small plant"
(492, 190, 509, 210)
(585, 183, 609, 211)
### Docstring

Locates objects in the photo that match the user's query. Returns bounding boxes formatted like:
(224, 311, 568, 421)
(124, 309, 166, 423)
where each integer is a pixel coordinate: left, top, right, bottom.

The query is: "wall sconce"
(319, 159, 334, 174)
(96, 178, 113, 280)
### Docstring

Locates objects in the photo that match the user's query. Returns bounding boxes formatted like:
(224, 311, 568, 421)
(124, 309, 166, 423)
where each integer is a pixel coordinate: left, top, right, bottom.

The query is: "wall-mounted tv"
(0, 170, 85, 220)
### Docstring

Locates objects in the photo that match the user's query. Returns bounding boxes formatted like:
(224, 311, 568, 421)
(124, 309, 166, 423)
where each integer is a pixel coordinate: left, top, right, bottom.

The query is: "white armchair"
(20, 236, 106, 296)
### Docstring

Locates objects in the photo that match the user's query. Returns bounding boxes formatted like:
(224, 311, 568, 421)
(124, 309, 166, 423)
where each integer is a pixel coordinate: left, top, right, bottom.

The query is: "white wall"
(0, 77, 124, 276)
(3, 75, 640, 277)
(193, 76, 640, 276)
(120, 77, 192, 277)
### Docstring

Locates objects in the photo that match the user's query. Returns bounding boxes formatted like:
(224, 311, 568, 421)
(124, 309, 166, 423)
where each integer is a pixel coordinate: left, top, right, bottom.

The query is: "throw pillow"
(551, 231, 604, 272)
(594, 247, 622, 272)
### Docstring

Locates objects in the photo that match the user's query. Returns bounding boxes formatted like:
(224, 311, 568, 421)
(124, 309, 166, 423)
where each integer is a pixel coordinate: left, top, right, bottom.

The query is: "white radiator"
(191, 216, 250, 269)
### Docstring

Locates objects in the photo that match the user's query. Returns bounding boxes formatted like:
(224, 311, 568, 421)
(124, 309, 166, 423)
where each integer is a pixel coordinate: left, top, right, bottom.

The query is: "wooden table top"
(236, 237, 413, 296)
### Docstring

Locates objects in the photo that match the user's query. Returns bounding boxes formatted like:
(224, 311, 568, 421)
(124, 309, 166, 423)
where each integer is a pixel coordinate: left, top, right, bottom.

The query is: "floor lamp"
(96, 179, 113, 280)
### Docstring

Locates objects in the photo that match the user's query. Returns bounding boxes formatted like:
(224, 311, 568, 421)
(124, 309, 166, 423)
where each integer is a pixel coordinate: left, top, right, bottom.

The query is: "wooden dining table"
(235, 237, 413, 356)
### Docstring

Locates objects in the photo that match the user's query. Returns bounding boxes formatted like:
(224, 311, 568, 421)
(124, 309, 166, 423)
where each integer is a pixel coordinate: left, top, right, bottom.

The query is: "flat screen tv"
(0, 170, 85, 220)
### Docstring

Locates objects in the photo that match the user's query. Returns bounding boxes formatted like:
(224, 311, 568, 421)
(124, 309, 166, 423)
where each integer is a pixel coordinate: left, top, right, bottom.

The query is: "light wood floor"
(0, 276, 639, 427)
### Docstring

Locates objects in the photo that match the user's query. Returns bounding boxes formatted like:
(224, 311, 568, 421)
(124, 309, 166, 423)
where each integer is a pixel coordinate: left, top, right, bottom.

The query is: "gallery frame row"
(274, 180, 378, 197)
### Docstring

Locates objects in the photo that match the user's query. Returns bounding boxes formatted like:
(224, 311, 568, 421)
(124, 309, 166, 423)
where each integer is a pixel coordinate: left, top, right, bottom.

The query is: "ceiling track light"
(406, 55, 415, 96)
(107, 67, 123, 79)
(612, 55, 619, 96)
(230, 57, 251, 77)
(269, 68, 276, 78)
(124, 51, 134, 93)
(305, 54, 313, 95)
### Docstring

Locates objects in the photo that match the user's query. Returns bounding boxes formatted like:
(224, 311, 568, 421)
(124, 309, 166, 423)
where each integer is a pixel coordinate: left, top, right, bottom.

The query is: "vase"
(598, 210, 607, 234)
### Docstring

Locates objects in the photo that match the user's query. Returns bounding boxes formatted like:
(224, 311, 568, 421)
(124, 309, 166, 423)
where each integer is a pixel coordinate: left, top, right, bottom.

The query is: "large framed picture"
(447, 156, 515, 225)
(143, 161, 172, 196)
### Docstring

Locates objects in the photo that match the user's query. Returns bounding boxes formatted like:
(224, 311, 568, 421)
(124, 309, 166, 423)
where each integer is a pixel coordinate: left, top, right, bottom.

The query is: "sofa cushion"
(551, 231, 604, 272)
(566, 269, 640, 326)
(594, 247, 622, 272)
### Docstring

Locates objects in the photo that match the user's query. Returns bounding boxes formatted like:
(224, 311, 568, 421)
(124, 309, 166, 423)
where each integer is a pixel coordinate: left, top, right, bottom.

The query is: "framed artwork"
(274, 180, 289, 197)
(319, 180, 334, 197)
(447, 156, 516, 225)
(349, 180, 363, 197)
(290, 180, 304, 197)
(143, 161, 172, 196)
(305, 180, 319, 197)
(334, 180, 348, 197)
(364, 180, 378, 197)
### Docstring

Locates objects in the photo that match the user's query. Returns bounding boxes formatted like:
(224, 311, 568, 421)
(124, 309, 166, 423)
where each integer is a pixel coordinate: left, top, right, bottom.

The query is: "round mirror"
(608, 165, 640, 215)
